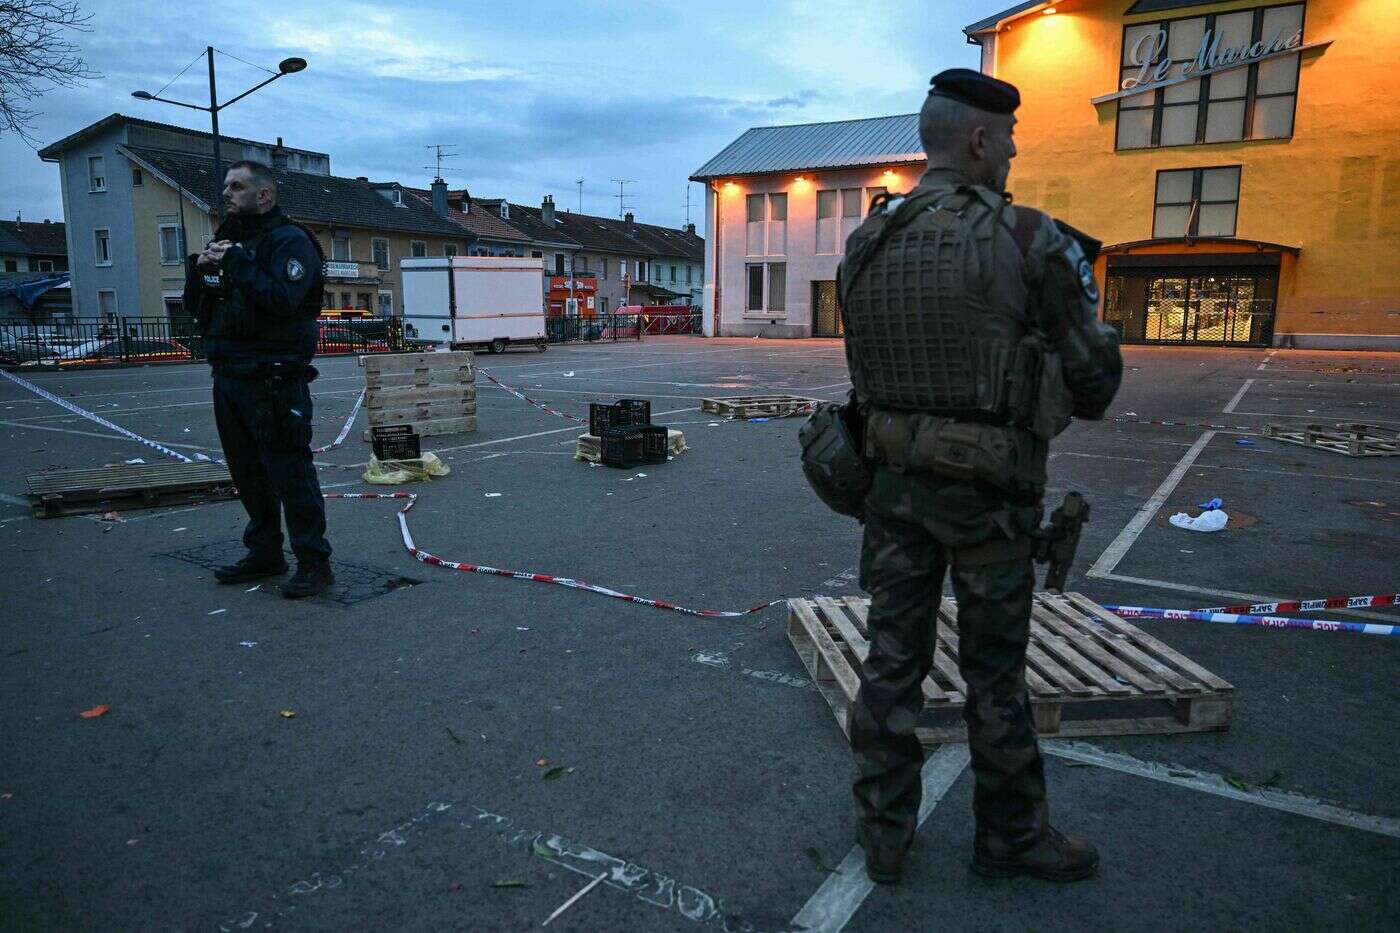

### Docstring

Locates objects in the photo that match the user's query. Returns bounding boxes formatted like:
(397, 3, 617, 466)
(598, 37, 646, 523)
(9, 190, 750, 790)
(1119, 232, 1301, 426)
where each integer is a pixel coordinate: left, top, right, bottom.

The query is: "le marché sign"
(1091, 22, 1332, 105)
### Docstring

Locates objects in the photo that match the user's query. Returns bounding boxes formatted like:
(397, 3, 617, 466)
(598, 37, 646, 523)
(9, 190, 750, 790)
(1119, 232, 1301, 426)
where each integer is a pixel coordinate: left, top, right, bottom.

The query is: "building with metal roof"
(690, 114, 922, 182)
(691, 116, 925, 337)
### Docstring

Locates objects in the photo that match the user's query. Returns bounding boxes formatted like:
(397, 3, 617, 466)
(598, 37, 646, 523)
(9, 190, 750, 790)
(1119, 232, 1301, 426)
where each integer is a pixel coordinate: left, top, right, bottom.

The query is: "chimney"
(431, 178, 449, 217)
(542, 194, 556, 227)
(684, 222, 695, 235)
(356, 176, 368, 182)
(624, 211, 635, 226)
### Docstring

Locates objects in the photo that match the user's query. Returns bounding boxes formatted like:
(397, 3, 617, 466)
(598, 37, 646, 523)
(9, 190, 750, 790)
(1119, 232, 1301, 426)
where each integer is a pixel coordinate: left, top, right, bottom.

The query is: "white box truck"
(400, 256, 548, 353)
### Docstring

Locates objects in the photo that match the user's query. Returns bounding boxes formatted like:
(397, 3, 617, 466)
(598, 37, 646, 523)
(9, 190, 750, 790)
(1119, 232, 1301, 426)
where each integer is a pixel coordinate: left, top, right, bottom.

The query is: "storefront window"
(1116, 3, 1303, 150)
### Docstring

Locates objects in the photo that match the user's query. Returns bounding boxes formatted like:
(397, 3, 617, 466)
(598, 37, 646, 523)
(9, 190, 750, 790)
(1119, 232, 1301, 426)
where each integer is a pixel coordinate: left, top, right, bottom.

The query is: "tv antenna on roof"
(424, 143, 459, 182)
(610, 178, 635, 219)
(575, 177, 584, 214)
(683, 183, 694, 226)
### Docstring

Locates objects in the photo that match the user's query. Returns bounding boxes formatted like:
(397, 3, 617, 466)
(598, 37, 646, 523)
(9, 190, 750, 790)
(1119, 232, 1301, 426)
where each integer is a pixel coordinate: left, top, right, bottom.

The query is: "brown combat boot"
(971, 826, 1099, 882)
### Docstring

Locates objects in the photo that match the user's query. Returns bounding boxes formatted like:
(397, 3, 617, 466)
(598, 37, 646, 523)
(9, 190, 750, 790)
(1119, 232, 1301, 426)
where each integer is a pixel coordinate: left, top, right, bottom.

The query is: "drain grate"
(163, 539, 422, 607)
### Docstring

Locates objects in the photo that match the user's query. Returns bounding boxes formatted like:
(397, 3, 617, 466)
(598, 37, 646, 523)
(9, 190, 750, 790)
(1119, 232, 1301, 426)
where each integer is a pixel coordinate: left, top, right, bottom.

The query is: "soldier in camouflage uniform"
(839, 70, 1123, 884)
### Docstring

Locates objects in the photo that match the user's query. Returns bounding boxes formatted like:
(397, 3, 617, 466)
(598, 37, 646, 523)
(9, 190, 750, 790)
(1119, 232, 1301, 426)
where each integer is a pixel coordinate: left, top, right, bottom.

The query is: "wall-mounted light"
(1042, 6, 1057, 13)
(881, 170, 895, 179)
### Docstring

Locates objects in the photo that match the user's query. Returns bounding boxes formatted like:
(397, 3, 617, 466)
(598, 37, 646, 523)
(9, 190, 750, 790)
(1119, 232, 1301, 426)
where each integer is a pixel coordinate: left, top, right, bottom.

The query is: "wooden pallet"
(701, 395, 818, 419)
(1262, 422, 1398, 457)
(788, 592, 1233, 744)
(359, 350, 477, 442)
(25, 461, 236, 518)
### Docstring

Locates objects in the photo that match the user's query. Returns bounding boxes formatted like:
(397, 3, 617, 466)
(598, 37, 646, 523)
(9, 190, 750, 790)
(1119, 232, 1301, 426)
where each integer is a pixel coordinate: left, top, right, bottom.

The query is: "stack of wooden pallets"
(1261, 422, 1398, 457)
(359, 351, 477, 442)
(788, 592, 1234, 745)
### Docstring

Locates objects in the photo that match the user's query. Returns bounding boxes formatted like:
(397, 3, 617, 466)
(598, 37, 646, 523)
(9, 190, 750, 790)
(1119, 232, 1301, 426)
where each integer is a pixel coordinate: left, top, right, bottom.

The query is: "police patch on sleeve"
(286, 258, 305, 281)
(1077, 258, 1099, 302)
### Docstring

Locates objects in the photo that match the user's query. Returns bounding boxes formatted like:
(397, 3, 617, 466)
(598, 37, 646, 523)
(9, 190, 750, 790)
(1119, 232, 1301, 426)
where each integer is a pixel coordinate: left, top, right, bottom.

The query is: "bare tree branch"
(0, 0, 99, 144)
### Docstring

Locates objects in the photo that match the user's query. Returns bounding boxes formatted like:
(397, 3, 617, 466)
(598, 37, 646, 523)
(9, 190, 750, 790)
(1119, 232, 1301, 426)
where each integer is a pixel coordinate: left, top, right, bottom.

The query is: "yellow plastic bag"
(362, 452, 451, 485)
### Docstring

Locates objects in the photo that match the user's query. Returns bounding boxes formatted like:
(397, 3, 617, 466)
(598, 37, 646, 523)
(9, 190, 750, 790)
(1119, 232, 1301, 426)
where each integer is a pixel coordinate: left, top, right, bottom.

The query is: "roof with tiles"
(38, 113, 326, 161)
(0, 220, 67, 256)
(122, 147, 475, 239)
(399, 187, 532, 243)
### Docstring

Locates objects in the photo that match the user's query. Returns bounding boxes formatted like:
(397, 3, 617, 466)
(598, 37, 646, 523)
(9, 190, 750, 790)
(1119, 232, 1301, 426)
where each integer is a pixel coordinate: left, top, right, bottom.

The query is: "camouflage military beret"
(928, 68, 1021, 115)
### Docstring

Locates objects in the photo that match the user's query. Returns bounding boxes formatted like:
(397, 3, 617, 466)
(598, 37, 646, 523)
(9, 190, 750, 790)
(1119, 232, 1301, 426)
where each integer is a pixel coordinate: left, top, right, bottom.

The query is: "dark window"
(410, 241, 427, 258)
(444, 244, 458, 257)
(131, 168, 143, 187)
(4, 260, 16, 272)
(555, 253, 566, 274)
(1153, 166, 1241, 238)
(746, 264, 763, 311)
(1116, 3, 1303, 151)
(531, 250, 542, 259)
(372, 238, 389, 270)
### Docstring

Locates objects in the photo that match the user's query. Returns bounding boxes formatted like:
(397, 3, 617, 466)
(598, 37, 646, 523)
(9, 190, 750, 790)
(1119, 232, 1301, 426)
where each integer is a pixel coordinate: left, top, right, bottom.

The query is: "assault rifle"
(1035, 492, 1090, 594)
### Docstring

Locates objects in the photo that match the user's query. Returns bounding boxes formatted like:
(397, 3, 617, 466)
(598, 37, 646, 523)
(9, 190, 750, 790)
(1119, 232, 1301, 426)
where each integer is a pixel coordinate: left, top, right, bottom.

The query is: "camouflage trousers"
(850, 497, 1047, 855)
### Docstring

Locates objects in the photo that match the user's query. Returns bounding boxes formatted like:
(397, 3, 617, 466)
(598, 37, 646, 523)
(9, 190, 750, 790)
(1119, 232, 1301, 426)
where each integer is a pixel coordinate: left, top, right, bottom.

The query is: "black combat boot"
(858, 825, 913, 886)
(972, 826, 1099, 882)
(214, 552, 289, 584)
(281, 562, 334, 599)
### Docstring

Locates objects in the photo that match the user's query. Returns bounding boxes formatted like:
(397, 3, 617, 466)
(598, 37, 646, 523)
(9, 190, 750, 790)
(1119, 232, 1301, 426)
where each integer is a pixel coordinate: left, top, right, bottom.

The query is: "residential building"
(691, 116, 922, 337)
(37, 115, 473, 319)
(965, 0, 1398, 348)
(403, 182, 533, 257)
(0, 219, 68, 274)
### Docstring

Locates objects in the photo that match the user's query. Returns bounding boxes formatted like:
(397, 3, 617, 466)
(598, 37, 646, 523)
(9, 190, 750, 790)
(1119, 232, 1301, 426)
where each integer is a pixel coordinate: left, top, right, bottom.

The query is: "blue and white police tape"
(0, 368, 193, 463)
(312, 388, 364, 453)
(1106, 604, 1400, 638)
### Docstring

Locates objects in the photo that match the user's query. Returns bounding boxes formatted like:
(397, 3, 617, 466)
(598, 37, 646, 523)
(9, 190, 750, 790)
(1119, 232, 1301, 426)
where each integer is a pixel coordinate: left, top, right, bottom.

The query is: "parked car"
(0, 332, 56, 364)
(57, 337, 191, 366)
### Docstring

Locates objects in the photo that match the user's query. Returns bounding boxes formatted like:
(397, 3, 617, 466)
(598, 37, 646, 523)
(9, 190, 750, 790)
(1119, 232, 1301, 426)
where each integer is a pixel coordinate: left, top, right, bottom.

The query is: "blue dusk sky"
(1, 0, 1000, 230)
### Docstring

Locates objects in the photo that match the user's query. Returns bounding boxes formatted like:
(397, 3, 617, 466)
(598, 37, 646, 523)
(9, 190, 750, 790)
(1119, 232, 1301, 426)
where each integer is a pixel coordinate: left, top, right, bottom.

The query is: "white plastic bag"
(1169, 509, 1229, 532)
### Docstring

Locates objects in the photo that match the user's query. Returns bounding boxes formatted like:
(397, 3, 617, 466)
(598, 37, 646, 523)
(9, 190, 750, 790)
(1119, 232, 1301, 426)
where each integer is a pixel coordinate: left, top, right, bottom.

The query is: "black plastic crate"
(589, 398, 651, 437)
(600, 424, 668, 469)
(371, 424, 421, 460)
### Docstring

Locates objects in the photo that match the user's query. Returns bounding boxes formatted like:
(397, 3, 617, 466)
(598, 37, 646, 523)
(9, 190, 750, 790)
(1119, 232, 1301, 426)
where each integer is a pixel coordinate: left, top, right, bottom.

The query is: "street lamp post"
(133, 48, 307, 219)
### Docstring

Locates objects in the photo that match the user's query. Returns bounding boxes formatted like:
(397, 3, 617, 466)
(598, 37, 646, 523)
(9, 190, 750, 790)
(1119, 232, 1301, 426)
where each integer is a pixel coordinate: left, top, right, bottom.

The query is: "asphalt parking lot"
(1, 337, 1397, 932)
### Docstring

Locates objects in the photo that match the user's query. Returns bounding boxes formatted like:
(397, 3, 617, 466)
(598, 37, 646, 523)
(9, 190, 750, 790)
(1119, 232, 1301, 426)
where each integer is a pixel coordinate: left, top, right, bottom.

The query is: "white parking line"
(1222, 378, 1254, 413)
(790, 745, 970, 933)
(1087, 430, 1216, 579)
(1043, 741, 1400, 839)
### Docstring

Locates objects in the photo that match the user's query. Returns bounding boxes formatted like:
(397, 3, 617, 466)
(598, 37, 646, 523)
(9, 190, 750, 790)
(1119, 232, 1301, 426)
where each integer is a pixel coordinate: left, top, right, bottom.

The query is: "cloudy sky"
(2, 0, 992, 230)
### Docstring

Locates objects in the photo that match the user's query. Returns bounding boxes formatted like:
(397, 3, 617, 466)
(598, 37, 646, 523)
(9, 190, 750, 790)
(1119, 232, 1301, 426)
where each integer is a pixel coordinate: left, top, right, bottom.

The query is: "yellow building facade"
(968, 0, 1400, 348)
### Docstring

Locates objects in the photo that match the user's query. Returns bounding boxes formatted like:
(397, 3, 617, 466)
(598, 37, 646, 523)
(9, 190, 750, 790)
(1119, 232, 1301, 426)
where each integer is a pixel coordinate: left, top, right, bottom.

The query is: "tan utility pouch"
(865, 409, 1044, 493)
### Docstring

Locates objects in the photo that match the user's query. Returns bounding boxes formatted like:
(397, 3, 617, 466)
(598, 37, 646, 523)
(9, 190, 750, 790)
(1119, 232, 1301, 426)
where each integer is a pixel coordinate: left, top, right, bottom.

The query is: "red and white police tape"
(325, 491, 783, 618)
(0, 368, 194, 463)
(477, 370, 587, 423)
(1195, 591, 1399, 615)
(1106, 605, 1400, 638)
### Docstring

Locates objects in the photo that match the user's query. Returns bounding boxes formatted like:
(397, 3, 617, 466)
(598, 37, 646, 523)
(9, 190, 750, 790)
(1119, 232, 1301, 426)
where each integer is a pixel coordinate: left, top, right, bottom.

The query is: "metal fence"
(0, 316, 408, 368)
(640, 310, 702, 336)
(546, 314, 642, 344)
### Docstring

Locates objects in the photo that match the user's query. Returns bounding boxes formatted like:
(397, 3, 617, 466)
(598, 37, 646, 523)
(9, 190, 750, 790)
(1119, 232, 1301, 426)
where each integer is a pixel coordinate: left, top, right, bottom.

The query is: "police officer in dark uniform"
(184, 159, 335, 599)
(827, 71, 1123, 884)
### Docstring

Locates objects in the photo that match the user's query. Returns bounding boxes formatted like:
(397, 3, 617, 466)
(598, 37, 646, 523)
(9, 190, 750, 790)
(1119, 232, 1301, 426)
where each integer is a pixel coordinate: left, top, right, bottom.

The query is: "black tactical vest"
(204, 213, 324, 346)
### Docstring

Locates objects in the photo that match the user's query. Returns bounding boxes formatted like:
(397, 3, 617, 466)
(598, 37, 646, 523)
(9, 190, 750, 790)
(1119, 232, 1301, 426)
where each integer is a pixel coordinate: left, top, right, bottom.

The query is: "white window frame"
(88, 156, 106, 192)
(157, 223, 185, 265)
(97, 288, 118, 318)
(410, 240, 427, 258)
(377, 290, 394, 316)
(36, 259, 55, 272)
(372, 237, 390, 271)
(332, 235, 352, 262)
(93, 227, 112, 266)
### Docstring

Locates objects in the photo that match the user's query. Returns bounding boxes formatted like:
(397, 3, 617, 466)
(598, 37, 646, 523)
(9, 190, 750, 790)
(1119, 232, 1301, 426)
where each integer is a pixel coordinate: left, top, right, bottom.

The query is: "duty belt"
(213, 361, 317, 382)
